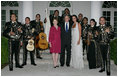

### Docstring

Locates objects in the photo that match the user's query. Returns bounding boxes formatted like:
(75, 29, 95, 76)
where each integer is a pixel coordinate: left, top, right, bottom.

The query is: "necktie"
(66, 23, 68, 32)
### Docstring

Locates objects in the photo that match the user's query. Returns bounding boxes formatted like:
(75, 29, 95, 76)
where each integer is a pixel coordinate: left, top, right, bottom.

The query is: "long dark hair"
(72, 15, 78, 22)
(90, 19, 97, 27)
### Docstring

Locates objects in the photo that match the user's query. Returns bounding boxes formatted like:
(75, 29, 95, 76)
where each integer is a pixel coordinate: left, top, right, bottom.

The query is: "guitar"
(26, 39, 34, 51)
(38, 32, 48, 49)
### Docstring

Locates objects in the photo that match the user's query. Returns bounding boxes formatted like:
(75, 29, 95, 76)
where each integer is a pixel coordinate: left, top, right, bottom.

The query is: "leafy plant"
(110, 38, 117, 65)
(1, 36, 9, 68)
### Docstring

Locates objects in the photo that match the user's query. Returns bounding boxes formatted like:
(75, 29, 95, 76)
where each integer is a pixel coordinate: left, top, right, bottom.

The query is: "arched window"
(48, 1, 72, 16)
(1, 1, 19, 7)
(102, 1, 117, 37)
(49, 1, 71, 7)
(1, 1, 20, 34)
(102, 1, 117, 8)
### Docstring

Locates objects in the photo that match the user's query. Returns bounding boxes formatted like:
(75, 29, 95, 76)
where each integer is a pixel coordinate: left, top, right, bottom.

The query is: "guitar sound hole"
(41, 36, 45, 40)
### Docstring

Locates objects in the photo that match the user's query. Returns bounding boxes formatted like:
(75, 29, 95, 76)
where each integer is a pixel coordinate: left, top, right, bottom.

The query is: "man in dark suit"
(60, 15, 72, 67)
(3, 13, 23, 71)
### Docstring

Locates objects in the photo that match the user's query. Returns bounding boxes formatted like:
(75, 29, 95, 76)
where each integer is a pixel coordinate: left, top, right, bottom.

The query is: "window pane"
(10, 10, 18, 20)
(50, 10, 54, 15)
(114, 11, 117, 37)
(2, 10, 6, 14)
(103, 11, 106, 16)
(1, 10, 6, 33)
(2, 16, 6, 20)
(114, 11, 117, 16)
(107, 11, 110, 16)
(107, 17, 110, 21)
(114, 17, 117, 21)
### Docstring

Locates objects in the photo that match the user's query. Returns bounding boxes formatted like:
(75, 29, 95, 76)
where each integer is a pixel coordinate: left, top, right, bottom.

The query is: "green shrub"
(110, 38, 117, 65)
(1, 36, 9, 66)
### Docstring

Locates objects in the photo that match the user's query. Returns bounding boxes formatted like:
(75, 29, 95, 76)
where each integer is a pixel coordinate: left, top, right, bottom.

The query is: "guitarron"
(38, 32, 48, 49)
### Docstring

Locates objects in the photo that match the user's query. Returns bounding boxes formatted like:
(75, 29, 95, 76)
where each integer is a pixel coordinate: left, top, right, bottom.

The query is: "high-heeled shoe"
(54, 66, 56, 68)
(56, 65, 59, 67)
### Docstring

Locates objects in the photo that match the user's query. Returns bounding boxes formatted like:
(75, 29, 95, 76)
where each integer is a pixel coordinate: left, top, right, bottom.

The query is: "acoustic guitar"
(26, 39, 34, 51)
(35, 32, 48, 49)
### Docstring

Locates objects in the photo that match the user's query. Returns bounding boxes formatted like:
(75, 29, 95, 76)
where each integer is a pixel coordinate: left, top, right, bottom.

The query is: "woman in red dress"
(49, 18, 61, 68)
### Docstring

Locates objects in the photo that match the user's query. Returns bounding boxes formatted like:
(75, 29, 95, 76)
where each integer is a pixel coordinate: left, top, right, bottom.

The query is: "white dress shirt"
(65, 22, 69, 31)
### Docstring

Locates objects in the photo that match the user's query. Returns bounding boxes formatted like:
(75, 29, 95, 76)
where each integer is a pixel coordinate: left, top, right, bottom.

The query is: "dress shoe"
(56, 65, 59, 67)
(21, 63, 26, 66)
(31, 63, 37, 66)
(16, 65, 23, 68)
(66, 65, 70, 67)
(99, 69, 105, 73)
(107, 72, 110, 76)
(54, 66, 56, 68)
(9, 68, 13, 71)
(60, 64, 64, 67)
(37, 56, 43, 59)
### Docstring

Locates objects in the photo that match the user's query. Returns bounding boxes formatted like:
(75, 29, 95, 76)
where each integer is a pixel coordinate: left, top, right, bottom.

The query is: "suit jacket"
(60, 22, 72, 45)
(49, 15, 61, 26)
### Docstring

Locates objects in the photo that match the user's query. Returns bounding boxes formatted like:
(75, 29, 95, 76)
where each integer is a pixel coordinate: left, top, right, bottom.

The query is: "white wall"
(1, 1, 91, 24)
(33, 1, 91, 24)
(72, 1, 91, 23)
(33, 1, 49, 22)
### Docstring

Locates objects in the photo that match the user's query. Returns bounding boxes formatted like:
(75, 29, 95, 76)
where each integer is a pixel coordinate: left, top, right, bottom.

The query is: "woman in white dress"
(71, 15, 84, 69)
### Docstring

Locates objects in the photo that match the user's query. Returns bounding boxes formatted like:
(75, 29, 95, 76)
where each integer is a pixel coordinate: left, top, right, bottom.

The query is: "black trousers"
(36, 48, 41, 57)
(22, 41, 35, 64)
(60, 42, 71, 66)
(100, 44, 110, 74)
(87, 41, 96, 69)
(83, 40, 87, 53)
(8, 40, 20, 70)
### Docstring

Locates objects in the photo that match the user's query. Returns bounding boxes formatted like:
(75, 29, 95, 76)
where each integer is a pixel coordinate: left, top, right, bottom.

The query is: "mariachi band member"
(81, 17, 89, 55)
(21, 17, 36, 66)
(87, 19, 99, 69)
(78, 13, 83, 25)
(97, 17, 114, 76)
(3, 13, 23, 71)
(31, 14, 44, 59)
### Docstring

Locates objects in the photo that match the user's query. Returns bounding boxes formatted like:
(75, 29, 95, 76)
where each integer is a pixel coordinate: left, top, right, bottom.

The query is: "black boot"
(21, 63, 27, 66)
(37, 56, 43, 59)
(31, 63, 37, 66)
(107, 72, 110, 76)
(99, 69, 105, 73)
(9, 68, 13, 71)
(16, 65, 23, 68)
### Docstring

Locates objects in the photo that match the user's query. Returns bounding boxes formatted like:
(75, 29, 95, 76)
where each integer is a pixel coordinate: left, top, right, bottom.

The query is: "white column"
(22, 1, 33, 23)
(91, 1, 102, 26)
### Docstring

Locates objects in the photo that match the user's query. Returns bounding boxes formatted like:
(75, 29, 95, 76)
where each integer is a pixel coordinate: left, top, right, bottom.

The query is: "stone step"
(13, 48, 115, 65)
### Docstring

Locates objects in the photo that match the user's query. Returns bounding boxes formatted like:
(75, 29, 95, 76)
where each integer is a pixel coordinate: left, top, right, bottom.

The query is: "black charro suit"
(30, 20, 44, 59)
(60, 22, 72, 66)
(3, 21, 23, 71)
(22, 24, 36, 66)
